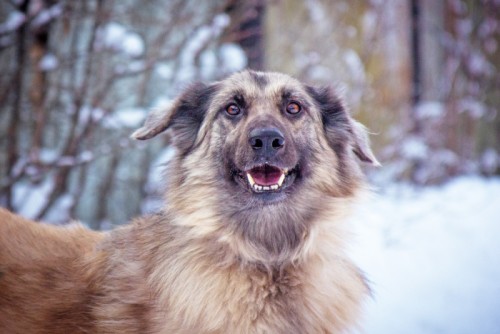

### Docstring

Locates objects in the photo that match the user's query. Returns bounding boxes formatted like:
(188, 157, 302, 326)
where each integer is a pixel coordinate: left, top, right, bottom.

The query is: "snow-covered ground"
(350, 176, 500, 334)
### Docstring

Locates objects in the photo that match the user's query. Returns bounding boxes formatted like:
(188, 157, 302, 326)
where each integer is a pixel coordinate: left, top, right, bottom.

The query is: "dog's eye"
(286, 102, 301, 114)
(226, 104, 241, 116)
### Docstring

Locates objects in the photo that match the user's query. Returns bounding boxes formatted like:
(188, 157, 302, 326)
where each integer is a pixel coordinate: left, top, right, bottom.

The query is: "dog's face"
(216, 75, 324, 206)
(133, 71, 377, 259)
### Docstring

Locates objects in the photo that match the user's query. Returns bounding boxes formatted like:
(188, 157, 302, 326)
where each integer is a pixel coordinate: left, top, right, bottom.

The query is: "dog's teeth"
(277, 173, 285, 187)
(247, 173, 255, 186)
(271, 185, 278, 190)
(263, 186, 270, 191)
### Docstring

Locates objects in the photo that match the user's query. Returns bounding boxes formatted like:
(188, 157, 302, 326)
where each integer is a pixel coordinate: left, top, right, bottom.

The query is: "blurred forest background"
(0, 0, 499, 228)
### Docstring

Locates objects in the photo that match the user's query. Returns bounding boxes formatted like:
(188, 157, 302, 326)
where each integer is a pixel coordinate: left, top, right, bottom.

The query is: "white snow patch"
(304, 0, 326, 22)
(156, 63, 174, 79)
(46, 193, 75, 223)
(416, 101, 445, 119)
(39, 148, 58, 163)
(31, 4, 63, 28)
(213, 13, 230, 29)
(219, 43, 247, 73)
(13, 178, 55, 219)
(350, 176, 500, 334)
(343, 49, 365, 82)
(79, 151, 94, 162)
(362, 10, 377, 35)
(401, 136, 428, 160)
(39, 53, 58, 71)
(100, 22, 144, 57)
(122, 34, 144, 57)
(481, 148, 499, 174)
(151, 97, 173, 111)
(200, 50, 217, 79)
(177, 14, 232, 82)
(458, 98, 487, 118)
(103, 108, 146, 128)
(0, 11, 25, 34)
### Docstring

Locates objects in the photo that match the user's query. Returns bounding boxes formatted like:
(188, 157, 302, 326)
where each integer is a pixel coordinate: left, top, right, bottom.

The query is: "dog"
(0, 70, 378, 333)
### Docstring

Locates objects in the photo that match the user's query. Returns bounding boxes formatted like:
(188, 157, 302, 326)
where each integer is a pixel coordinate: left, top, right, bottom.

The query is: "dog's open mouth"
(243, 164, 298, 193)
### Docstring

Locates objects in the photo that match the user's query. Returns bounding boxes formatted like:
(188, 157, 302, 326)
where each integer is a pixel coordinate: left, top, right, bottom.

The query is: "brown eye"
(286, 102, 301, 114)
(226, 104, 240, 116)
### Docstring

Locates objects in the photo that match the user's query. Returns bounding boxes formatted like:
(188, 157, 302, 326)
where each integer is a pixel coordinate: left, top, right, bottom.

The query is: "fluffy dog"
(0, 71, 378, 333)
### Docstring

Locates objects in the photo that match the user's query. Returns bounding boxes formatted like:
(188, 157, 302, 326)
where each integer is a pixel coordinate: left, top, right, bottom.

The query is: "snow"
(213, 13, 230, 29)
(74, 106, 106, 125)
(219, 43, 248, 72)
(39, 53, 58, 71)
(156, 63, 174, 79)
(343, 49, 365, 82)
(31, 4, 63, 28)
(481, 149, 499, 174)
(416, 101, 445, 119)
(122, 34, 144, 58)
(13, 178, 54, 219)
(401, 136, 429, 160)
(177, 14, 233, 82)
(0, 11, 25, 34)
(99, 22, 144, 57)
(458, 98, 487, 118)
(350, 176, 500, 334)
(103, 108, 145, 128)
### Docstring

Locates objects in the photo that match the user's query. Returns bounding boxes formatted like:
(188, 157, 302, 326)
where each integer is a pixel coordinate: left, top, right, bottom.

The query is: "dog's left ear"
(349, 119, 380, 166)
(306, 85, 380, 166)
(132, 82, 216, 152)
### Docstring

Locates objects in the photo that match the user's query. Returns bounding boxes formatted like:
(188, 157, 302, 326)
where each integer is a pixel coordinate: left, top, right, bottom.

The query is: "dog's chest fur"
(91, 216, 367, 334)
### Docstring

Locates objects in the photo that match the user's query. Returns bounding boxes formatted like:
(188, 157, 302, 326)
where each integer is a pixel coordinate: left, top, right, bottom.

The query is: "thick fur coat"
(0, 71, 378, 333)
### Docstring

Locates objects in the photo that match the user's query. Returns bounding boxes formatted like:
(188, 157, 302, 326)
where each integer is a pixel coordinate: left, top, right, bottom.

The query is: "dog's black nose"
(249, 128, 285, 155)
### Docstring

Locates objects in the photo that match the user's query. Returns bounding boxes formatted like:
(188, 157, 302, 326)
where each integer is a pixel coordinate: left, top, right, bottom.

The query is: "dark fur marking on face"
(305, 85, 353, 150)
(173, 83, 219, 156)
(132, 82, 219, 157)
(304, 85, 378, 165)
(233, 93, 247, 109)
(249, 71, 268, 88)
(305, 86, 349, 131)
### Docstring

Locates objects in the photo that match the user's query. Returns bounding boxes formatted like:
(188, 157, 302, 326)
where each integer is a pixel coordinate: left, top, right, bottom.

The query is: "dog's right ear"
(306, 85, 380, 166)
(132, 82, 217, 152)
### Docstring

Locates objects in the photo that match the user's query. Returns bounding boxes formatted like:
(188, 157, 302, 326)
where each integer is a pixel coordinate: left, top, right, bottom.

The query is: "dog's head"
(133, 71, 378, 261)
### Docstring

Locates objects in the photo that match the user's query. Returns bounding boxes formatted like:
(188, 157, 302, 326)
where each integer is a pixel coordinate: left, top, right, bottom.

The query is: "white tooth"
(247, 173, 255, 186)
(277, 173, 286, 187)
(271, 185, 278, 190)
(263, 186, 270, 191)
(256, 185, 263, 191)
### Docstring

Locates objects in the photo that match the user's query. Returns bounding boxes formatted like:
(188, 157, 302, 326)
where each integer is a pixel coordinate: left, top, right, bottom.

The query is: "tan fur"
(0, 71, 375, 333)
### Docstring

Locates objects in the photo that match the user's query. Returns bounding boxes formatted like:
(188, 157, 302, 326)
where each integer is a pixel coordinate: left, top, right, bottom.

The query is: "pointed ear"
(350, 120, 380, 166)
(131, 82, 217, 152)
(306, 85, 379, 166)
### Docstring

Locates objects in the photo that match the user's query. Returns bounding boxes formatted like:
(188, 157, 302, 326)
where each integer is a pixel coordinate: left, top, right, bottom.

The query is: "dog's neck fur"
(99, 198, 366, 333)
